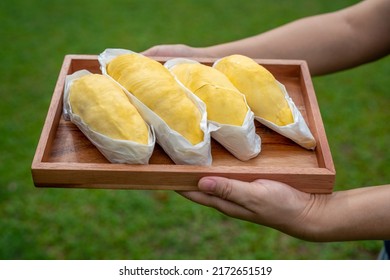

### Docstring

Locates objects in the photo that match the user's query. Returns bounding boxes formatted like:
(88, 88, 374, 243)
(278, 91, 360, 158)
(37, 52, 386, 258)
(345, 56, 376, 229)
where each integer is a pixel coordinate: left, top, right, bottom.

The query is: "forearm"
(302, 184, 390, 242)
(203, 0, 390, 76)
(203, 14, 351, 76)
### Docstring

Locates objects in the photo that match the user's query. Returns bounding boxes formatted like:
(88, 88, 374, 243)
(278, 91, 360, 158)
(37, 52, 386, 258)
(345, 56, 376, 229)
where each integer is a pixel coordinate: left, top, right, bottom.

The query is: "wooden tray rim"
(31, 54, 335, 193)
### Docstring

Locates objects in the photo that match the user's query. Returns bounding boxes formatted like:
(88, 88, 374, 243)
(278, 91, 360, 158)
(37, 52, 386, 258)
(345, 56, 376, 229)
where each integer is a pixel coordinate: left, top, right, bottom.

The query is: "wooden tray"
(31, 55, 335, 193)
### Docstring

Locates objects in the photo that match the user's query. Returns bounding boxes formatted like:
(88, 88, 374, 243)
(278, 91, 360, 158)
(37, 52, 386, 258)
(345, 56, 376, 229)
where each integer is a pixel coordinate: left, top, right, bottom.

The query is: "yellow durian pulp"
(107, 54, 204, 145)
(69, 73, 149, 144)
(171, 62, 248, 126)
(214, 54, 294, 126)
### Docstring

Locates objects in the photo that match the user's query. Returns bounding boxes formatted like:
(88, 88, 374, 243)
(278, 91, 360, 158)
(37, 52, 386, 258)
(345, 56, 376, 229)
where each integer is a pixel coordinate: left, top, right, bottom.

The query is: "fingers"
(178, 176, 269, 222)
(178, 177, 314, 236)
(194, 177, 307, 223)
(198, 177, 264, 208)
(178, 190, 258, 222)
(142, 44, 192, 57)
(142, 44, 210, 58)
(141, 46, 163, 56)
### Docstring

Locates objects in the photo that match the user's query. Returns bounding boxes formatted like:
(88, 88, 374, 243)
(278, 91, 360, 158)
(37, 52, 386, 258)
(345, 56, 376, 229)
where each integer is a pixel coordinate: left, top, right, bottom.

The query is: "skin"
(181, 178, 390, 242)
(143, 0, 390, 76)
(143, 0, 390, 242)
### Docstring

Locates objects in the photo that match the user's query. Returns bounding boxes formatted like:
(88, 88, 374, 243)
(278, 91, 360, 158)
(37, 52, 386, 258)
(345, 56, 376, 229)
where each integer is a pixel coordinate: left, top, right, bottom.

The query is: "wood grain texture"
(31, 55, 335, 193)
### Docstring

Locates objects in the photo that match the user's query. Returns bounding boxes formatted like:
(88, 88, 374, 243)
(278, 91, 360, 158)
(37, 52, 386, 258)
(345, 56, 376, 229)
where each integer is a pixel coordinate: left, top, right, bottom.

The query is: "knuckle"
(218, 179, 234, 200)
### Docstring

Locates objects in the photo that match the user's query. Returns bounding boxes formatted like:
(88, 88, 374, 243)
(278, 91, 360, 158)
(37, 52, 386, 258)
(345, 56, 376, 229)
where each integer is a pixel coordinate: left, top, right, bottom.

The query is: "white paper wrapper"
(213, 59, 316, 150)
(98, 48, 212, 166)
(255, 82, 316, 150)
(63, 70, 155, 164)
(165, 58, 261, 161)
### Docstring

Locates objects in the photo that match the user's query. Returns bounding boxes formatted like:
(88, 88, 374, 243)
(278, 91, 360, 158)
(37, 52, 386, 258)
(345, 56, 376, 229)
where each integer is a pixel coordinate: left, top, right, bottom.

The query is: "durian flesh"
(170, 62, 248, 126)
(69, 73, 149, 144)
(107, 54, 204, 145)
(214, 54, 294, 126)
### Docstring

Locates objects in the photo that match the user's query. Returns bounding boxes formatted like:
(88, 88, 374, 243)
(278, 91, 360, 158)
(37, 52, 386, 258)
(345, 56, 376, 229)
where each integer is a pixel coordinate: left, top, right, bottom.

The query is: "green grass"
(1, 0, 388, 260)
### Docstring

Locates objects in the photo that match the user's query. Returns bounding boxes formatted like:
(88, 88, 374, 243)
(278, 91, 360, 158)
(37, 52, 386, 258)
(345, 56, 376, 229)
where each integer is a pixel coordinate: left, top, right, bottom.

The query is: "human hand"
(179, 177, 327, 240)
(142, 44, 210, 58)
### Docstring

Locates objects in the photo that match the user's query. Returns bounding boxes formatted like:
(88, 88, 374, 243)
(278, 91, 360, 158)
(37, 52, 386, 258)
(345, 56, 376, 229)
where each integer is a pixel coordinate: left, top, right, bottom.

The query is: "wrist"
(286, 193, 335, 242)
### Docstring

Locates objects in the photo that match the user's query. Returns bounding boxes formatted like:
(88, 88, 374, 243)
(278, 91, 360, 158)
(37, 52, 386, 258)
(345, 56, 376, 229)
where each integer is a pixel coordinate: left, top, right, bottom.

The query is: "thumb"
(198, 176, 256, 204)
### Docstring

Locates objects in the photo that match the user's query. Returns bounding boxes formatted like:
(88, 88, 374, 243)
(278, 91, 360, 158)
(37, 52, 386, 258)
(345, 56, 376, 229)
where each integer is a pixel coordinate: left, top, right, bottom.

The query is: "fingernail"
(198, 178, 217, 192)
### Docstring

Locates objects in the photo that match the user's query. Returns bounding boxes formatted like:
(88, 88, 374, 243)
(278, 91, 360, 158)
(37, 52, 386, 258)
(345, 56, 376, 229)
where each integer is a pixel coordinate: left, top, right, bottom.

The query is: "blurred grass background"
(1, 0, 389, 259)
